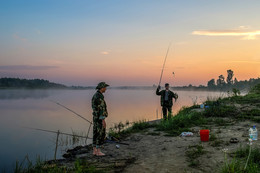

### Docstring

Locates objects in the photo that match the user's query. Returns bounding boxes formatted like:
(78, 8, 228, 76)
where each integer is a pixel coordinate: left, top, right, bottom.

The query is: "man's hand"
(102, 119, 106, 129)
(157, 85, 161, 90)
(175, 93, 178, 102)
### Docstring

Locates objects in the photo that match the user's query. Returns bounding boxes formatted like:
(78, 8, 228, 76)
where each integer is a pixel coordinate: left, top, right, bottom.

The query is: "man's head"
(96, 82, 109, 93)
(165, 83, 169, 90)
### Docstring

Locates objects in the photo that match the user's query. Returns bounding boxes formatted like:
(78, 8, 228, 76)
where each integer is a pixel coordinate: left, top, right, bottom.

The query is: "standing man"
(92, 82, 109, 156)
(156, 83, 178, 120)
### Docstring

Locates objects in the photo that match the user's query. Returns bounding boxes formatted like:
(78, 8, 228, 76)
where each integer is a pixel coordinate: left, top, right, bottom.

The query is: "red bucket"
(200, 129, 209, 142)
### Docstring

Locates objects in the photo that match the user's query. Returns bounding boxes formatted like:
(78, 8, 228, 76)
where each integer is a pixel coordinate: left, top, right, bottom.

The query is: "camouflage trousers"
(92, 117, 106, 148)
(162, 105, 172, 120)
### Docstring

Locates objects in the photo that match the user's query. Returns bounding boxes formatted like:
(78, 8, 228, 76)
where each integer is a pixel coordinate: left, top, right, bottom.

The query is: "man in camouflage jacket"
(156, 83, 178, 120)
(92, 82, 109, 156)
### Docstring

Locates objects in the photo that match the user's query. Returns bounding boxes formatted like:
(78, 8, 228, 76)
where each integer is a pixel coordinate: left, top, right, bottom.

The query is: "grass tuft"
(221, 146, 260, 173)
(108, 120, 156, 139)
(14, 157, 105, 173)
(186, 144, 206, 167)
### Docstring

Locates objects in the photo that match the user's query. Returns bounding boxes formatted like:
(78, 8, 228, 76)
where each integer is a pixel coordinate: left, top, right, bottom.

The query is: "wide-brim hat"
(96, 82, 110, 90)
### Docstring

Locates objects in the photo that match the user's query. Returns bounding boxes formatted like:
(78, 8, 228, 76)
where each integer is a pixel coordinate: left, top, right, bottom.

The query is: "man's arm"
(99, 100, 108, 120)
(169, 91, 178, 101)
(173, 92, 178, 101)
(156, 86, 161, 95)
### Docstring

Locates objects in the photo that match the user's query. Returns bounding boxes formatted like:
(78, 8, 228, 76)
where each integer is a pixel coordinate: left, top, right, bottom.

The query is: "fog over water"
(0, 89, 225, 172)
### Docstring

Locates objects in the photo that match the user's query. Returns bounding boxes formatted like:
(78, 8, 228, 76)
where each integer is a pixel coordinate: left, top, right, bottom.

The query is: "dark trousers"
(162, 106, 172, 120)
(93, 118, 106, 147)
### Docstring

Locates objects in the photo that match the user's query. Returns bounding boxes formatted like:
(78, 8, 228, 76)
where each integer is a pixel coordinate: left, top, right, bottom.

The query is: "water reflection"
(0, 89, 57, 100)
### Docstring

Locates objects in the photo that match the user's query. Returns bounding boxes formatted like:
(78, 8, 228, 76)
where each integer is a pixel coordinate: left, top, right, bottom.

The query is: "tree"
(226, 69, 234, 85)
(217, 75, 225, 86)
(0, 78, 67, 89)
(207, 79, 216, 88)
(234, 78, 238, 84)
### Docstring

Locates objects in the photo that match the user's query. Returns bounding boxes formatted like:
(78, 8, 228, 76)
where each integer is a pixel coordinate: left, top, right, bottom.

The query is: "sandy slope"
(121, 120, 259, 173)
(61, 119, 259, 173)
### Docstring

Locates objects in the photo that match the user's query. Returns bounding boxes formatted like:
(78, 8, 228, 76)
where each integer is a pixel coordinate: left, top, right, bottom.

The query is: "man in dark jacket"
(92, 82, 109, 156)
(156, 83, 178, 120)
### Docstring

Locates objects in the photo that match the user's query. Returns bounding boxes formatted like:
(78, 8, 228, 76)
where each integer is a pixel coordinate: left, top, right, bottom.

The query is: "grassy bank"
(13, 156, 106, 173)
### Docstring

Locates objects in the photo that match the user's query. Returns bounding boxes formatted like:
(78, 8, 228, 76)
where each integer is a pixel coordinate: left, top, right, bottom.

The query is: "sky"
(1, 0, 260, 86)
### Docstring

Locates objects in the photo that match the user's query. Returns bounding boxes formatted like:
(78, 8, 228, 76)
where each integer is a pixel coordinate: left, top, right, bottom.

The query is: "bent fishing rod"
(50, 100, 92, 124)
(23, 127, 129, 145)
(50, 99, 129, 144)
(158, 42, 172, 86)
(23, 126, 92, 139)
(50, 100, 93, 141)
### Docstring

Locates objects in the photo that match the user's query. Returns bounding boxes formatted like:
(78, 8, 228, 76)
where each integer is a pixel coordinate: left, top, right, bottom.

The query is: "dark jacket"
(156, 88, 178, 107)
(92, 91, 108, 120)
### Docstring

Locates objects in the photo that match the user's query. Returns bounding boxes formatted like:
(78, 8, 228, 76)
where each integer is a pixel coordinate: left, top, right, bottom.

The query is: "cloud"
(0, 65, 59, 71)
(101, 51, 109, 55)
(12, 33, 27, 42)
(36, 29, 42, 34)
(192, 26, 260, 40)
(220, 60, 260, 64)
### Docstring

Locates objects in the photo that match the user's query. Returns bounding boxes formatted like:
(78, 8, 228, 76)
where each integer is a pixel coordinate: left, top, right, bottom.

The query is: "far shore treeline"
(0, 69, 259, 91)
(0, 78, 68, 89)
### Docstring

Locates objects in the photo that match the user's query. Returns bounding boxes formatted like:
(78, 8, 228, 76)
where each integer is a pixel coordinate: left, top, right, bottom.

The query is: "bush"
(249, 83, 260, 95)
(156, 107, 207, 136)
(108, 120, 156, 139)
(203, 104, 237, 118)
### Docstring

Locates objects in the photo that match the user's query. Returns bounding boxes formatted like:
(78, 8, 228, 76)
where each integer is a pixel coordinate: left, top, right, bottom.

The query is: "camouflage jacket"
(92, 91, 108, 120)
(156, 88, 178, 107)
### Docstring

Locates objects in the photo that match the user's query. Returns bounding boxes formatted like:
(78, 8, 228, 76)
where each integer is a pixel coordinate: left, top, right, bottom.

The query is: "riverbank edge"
(15, 84, 260, 173)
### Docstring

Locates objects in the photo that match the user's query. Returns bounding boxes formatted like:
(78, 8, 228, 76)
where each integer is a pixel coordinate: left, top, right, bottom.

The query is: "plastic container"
(200, 104, 204, 109)
(249, 126, 258, 140)
(200, 129, 209, 142)
(180, 132, 194, 137)
(249, 127, 253, 139)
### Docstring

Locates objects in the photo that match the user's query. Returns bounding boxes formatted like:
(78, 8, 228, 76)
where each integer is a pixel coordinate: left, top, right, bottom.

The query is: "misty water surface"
(0, 89, 225, 172)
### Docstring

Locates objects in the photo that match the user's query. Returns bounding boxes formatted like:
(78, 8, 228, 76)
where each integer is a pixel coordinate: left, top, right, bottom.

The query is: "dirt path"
(122, 120, 259, 173)
(118, 120, 259, 172)
(59, 119, 260, 173)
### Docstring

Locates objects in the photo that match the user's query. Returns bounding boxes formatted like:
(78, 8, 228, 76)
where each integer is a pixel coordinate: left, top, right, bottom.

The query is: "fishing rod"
(24, 127, 129, 145)
(23, 126, 92, 139)
(50, 100, 93, 143)
(158, 42, 172, 86)
(50, 100, 129, 145)
(50, 100, 92, 124)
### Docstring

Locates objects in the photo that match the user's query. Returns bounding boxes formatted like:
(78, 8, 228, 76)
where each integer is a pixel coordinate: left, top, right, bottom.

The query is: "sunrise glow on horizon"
(1, 1, 260, 86)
